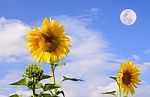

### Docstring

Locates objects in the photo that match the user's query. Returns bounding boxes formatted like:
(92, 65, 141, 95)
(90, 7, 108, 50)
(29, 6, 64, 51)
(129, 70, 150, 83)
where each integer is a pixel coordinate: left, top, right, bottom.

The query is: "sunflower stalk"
(32, 88, 36, 97)
(51, 64, 57, 96)
(32, 84, 36, 97)
(118, 85, 121, 97)
(32, 77, 36, 97)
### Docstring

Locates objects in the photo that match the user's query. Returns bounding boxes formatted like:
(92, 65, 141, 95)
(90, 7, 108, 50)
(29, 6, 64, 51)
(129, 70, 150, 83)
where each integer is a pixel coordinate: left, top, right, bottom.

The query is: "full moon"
(120, 9, 137, 25)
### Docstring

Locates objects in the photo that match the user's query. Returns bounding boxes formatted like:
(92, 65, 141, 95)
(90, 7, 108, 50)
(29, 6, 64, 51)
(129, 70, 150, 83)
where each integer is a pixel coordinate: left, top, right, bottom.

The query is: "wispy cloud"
(10, 90, 31, 97)
(144, 49, 150, 54)
(141, 62, 150, 73)
(129, 54, 140, 60)
(0, 17, 30, 62)
(54, 15, 119, 97)
(134, 85, 150, 97)
(0, 71, 23, 95)
(0, 14, 119, 97)
(0, 11, 149, 97)
(0, 95, 7, 97)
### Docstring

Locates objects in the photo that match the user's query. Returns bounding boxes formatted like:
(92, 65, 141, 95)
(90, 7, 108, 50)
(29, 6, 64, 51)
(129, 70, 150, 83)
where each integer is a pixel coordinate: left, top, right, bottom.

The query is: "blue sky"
(0, 0, 149, 61)
(0, 0, 150, 97)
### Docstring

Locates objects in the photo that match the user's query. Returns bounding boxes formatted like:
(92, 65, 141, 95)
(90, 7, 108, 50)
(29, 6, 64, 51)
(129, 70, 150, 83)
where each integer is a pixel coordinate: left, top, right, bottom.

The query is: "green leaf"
(57, 91, 65, 97)
(124, 96, 128, 97)
(39, 94, 59, 97)
(39, 92, 59, 97)
(110, 76, 117, 81)
(55, 62, 66, 67)
(10, 78, 27, 86)
(38, 92, 54, 97)
(43, 84, 61, 91)
(102, 91, 116, 96)
(39, 94, 52, 97)
(9, 94, 22, 97)
(35, 83, 43, 89)
(61, 76, 83, 83)
(41, 74, 51, 80)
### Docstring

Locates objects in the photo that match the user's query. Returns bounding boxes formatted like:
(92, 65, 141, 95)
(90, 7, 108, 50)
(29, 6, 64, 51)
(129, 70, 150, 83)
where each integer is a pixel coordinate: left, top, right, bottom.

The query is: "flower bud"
(25, 64, 43, 79)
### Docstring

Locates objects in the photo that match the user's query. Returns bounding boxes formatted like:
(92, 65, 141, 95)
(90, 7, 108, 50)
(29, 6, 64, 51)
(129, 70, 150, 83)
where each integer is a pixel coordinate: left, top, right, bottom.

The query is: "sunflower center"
(39, 33, 58, 52)
(122, 72, 132, 85)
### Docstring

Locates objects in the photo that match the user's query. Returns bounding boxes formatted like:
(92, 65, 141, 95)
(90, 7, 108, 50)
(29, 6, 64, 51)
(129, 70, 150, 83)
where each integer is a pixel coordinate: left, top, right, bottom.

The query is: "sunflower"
(26, 18, 71, 64)
(117, 61, 141, 95)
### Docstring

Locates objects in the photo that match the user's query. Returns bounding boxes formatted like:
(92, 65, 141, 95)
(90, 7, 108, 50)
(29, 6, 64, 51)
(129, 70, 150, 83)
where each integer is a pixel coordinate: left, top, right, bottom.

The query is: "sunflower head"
(117, 60, 141, 95)
(26, 18, 71, 64)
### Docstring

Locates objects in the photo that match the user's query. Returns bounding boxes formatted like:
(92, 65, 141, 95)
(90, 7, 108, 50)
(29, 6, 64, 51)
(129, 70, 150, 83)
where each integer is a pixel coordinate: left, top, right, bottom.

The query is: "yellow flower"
(117, 61, 141, 95)
(26, 18, 71, 64)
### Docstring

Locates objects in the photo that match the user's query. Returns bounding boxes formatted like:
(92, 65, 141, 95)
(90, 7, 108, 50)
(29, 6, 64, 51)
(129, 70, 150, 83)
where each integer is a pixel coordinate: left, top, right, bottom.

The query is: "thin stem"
(32, 87, 36, 97)
(49, 90, 54, 95)
(118, 85, 121, 97)
(51, 64, 57, 96)
(32, 78, 36, 97)
(125, 94, 128, 97)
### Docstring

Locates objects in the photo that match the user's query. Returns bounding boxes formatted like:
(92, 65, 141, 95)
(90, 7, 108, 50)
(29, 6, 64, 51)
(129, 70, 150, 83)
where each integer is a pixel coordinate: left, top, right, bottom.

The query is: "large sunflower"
(26, 18, 71, 64)
(117, 61, 141, 95)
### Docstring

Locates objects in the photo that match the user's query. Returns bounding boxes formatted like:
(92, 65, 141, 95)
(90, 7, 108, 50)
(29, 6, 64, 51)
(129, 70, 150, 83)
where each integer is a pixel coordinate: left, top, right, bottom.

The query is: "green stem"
(118, 85, 121, 97)
(32, 78, 36, 97)
(51, 64, 57, 96)
(32, 87, 36, 97)
(125, 94, 128, 97)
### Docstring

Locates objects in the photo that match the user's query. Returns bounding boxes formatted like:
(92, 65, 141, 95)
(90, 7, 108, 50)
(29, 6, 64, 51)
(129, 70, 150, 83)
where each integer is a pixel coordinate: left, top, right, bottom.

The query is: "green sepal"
(57, 90, 65, 97)
(41, 94, 52, 97)
(27, 84, 42, 90)
(38, 94, 52, 97)
(55, 62, 66, 67)
(42, 84, 61, 91)
(35, 83, 43, 89)
(41, 74, 52, 80)
(38, 93, 59, 97)
(61, 76, 83, 83)
(38, 92, 54, 97)
(9, 94, 22, 97)
(10, 78, 28, 86)
(110, 76, 117, 81)
(102, 91, 116, 96)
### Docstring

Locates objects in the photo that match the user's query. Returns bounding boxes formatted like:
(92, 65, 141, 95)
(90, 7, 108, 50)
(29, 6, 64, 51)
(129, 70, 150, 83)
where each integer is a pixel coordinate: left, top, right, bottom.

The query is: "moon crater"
(120, 9, 137, 25)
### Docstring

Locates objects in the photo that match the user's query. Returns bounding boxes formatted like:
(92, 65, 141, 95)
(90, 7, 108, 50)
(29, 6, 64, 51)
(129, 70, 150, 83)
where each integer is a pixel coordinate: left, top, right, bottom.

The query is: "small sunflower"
(117, 61, 141, 95)
(26, 18, 71, 64)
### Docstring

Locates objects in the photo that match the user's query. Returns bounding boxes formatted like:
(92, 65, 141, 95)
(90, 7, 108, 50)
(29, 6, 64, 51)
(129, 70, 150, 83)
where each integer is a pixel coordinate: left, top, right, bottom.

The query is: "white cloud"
(0, 15, 118, 97)
(0, 71, 23, 95)
(130, 54, 140, 60)
(53, 15, 119, 97)
(144, 49, 150, 54)
(132, 54, 140, 60)
(134, 85, 150, 97)
(98, 82, 118, 93)
(0, 17, 30, 62)
(90, 8, 99, 15)
(0, 95, 7, 97)
(10, 90, 31, 97)
(5, 57, 19, 63)
(0, 72, 21, 87)
(0, 13, 149, 97)
(140, 62, 150, 73)
(54, 15, 150, 97)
